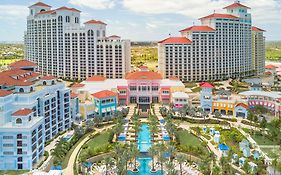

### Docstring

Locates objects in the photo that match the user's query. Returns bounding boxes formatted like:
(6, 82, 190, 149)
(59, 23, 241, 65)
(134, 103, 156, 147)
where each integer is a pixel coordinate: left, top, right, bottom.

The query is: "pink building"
(72, 66, 186, 112)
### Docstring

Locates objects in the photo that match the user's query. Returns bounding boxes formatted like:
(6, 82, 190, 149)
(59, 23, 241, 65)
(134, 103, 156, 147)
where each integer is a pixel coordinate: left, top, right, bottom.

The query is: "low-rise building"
(72, 67, 186, 118)
(239, 90, 281, 118)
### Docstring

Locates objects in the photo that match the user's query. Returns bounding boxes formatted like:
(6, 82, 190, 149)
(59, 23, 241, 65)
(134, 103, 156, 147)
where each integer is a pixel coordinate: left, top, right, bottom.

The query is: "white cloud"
(68, 0, 116, 9)
(122, 0, 281, 25)
(0, 5, 28, 20)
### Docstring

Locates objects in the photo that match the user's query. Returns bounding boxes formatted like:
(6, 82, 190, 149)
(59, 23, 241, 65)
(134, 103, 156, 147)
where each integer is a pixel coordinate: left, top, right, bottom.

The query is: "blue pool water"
(128, 123, 164, 175)
(138, 124, 152, 152)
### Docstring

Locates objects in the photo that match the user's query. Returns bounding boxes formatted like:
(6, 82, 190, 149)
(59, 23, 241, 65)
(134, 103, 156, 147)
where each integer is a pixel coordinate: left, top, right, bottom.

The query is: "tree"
(103, 156, 114, 175)
(148, 145, 158, 172)
(214, 110, 222, 118)
(130, 143, 139, 171)
(247, 110, 255, 121)
(176, 154, 185, 175)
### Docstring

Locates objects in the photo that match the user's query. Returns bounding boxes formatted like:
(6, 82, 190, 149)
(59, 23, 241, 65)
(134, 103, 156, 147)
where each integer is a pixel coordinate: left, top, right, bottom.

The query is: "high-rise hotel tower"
(25, 2, 131, 80)
(158, 1, 265, 82)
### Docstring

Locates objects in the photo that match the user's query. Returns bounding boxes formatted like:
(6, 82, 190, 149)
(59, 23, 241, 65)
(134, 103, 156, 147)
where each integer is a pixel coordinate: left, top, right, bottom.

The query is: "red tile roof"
(235, 103, 248, 109)
(252, 26, 266, 32)
(199, 13, 239, 20)
(126, 70, 162, 80)
(179, 26, 215, 32)
(37, 10, 56, 15)
(264, 71, 272, 75)
(223, 2, 250, 9)
(56, 6, 81, 12)
(0, 90, 13, 97)
(71, 83, 85, 88)
(12, 108, 33, 116)
(84, 20, 107, 25)
(199, 82, 214, 88)
(0, 69, 39, 86)
(9, 60, 37, 68)
(41, 75, 56, 80)
(108, 35, 120, 38)
(91, 90, 117, 99)
(169, 76, 179, 80)
(29, 2, 51, 8)
(70, 92, 79, 98)
(265, 64, 278, 69)
(86, 75, 106, 81)
(158, 37, 192, 44)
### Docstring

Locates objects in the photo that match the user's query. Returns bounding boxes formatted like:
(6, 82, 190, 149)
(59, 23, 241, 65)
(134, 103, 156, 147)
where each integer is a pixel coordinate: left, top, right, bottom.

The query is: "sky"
(0, 0, 280, 42)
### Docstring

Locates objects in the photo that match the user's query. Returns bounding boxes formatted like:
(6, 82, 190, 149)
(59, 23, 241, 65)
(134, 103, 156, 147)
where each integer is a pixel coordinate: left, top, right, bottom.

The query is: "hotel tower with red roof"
(158, 1, 265, 82)
(24, 2, 131, 80)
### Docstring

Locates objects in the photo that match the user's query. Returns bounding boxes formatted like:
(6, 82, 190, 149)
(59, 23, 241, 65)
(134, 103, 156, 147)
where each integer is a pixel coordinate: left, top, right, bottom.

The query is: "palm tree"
(176, 154, 185, 175)
(103, 156, 114, 175)
(130, 143, 139, 171)
(214, 110, 221, 118)
(148, 145, 158, 171)
(167, 145, 176, 162)
(132, 119, 141, 142)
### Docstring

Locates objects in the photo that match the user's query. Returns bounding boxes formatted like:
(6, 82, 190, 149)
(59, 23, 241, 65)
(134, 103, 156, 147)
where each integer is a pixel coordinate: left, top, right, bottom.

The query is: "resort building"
(239, 90, 281, 118)
(24, 2, 131, 80)
(252, 27, 266, 75)
(200, 82, 248, 117)
(91, 90, 117, 117)
(0, 61, 73, 170)
(71, 67, 186, 118)
(158, 1, 266, 82)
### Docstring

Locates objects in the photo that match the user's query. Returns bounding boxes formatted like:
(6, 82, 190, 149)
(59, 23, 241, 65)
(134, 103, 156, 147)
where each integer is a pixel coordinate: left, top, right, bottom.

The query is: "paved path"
(38, 131, 70, 171)
(125, 104, 136, 120)
(63, 125, 113, 175)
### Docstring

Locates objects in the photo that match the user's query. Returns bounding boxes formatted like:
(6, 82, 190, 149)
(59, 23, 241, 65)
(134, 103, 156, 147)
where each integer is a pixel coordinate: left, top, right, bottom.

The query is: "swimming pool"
(137, 124, 152, 153)
(128, 123, 164, 175)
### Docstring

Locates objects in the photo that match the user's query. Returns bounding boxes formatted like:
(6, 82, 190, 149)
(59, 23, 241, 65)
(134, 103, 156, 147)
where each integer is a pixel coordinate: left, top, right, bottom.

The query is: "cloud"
(122, 0, 281, 25)
(0, 5, 28, 20)
(68, 0, 116, 9)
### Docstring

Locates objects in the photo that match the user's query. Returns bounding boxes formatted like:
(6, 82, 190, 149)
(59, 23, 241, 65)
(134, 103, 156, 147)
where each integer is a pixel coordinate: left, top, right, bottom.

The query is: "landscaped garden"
(175, 129, 209, 158)
(79, 130, 113, 162)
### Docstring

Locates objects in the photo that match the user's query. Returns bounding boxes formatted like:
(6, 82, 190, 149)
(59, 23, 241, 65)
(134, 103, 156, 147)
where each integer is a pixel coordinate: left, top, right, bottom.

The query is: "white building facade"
(158, 1, 265, 82)
(0, 61, 72, 170)
(252, 27, 266, 75)
(25, 2, 131, 80)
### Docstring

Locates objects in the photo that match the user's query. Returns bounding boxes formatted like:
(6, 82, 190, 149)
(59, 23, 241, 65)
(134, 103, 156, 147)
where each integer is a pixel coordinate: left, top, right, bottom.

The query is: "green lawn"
(0, 170, 28, 175)
(242, 128, 279, 145)
(79, 131, 112, 162)
(184, 82, 197, 88)
(177, 130, 203, 147)
(261, 148, 281, 159)
(191, 87, 201, 93)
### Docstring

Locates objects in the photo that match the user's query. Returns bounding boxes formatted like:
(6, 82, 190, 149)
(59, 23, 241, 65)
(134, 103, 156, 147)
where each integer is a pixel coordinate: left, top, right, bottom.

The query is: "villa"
(71, 66, 186, 119)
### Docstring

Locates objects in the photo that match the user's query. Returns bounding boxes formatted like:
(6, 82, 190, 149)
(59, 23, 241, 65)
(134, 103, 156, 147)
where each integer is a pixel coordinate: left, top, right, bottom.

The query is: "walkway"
(63, 125, 113, 175)
(38, 131, 70, 171)
(125, 104, 136, 120)
(154, 104, 164, 120)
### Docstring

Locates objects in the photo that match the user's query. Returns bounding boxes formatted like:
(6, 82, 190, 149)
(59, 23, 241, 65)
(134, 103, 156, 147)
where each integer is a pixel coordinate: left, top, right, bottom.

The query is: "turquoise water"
(128, 123, 164, 175)
(138, 124, 152, 152)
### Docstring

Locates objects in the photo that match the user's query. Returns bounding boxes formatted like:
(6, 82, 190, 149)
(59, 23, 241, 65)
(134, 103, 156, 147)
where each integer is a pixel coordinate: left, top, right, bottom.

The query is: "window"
(19, 88, 24, 93)
(66, 16, 70, 23)
(51, 80, 55, 85)
(16, 118, 22, 124)
(30, 87, 33, 92)
(97, 30, 100, 37)
(58, 16, 63, 22)
(29, 116, 32, 121)
(75, 17, 79, 23)
(43, 81, 46, 85)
